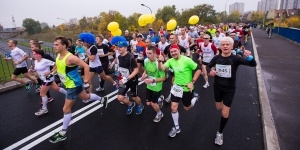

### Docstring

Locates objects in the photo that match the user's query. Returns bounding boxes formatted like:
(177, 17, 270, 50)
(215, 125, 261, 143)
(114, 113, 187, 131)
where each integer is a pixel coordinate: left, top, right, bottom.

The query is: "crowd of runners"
(4, 22, 256, 146)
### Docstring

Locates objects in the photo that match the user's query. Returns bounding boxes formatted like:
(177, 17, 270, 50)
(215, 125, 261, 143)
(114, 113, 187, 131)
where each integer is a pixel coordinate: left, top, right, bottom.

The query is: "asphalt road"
(0, 38, 263, 150)
(253, 28, 300, 150)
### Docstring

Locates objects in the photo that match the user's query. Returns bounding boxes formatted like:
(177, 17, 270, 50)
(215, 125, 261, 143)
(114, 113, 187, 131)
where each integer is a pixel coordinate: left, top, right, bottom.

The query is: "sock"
(58, 87, 67, 95)
(191, 97, 197, 106)
(60, 129, 67, 136)
(46, 91, 51, 98)
(171, 111, 179, 129)
(157, 111, 162, 116)
(89, 93, 101, 102)
(157, 97, 162, 102)
(62, 113, 72, 132)
(41, 96, 48, 109)
(219, 116, 229, 133)
(98, 76, 101, 82)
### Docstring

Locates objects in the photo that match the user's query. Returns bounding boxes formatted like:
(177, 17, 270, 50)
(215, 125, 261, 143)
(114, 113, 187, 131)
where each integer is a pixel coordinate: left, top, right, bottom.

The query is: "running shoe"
(135, 105, 144, 115)
(165, 93, 171, 103)
(49, 131, 67, 143)
(153, 112, 164, 123)
(168, 126, 181, 138)
(40, 97, 54, 105)
(215, 131, 223, 146)
(35, 109, 48, 116)
(203, 82, 209, 88)
(96, 87, 105, 92)
(25, 83, 33, 92)
(126, 102, 136, 115)
(157, 95, 164, 108)
(101, 96, 109, 109)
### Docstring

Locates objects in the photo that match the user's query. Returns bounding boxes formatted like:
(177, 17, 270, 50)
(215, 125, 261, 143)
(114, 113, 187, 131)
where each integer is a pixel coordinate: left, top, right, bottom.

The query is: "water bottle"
(246, 55, 253, 61)
(236, 49, 243, 56)
(114, 64, 120, 76)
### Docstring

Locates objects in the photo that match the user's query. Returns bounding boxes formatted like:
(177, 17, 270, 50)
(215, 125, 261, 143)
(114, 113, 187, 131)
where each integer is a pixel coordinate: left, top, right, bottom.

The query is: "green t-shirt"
(144, 58, 165, 92)
(164, 55, 197, 92)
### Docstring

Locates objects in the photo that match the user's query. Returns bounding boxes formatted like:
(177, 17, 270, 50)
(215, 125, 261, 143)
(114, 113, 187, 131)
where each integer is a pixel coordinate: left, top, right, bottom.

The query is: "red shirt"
(198, 42, 218, 54)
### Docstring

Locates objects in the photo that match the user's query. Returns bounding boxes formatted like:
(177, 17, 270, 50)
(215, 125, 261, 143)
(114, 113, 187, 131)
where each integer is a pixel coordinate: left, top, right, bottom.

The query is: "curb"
(251, 33, 280, 150)
(0, 78, 30, 94)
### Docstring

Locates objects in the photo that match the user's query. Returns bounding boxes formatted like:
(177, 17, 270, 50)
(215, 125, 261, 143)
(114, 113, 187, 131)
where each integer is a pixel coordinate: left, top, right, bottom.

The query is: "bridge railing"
(0, 48, 56, 85)
(272, 27, 300, 44)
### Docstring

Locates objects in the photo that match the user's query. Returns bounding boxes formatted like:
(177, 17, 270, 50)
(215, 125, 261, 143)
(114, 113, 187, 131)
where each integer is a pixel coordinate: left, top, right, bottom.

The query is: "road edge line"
(251, 32, 280, 150)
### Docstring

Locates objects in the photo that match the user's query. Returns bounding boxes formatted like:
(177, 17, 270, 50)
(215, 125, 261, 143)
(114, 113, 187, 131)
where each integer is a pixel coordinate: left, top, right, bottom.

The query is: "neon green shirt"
(164, 55, 197, 92)
(144, 58, 165, 92)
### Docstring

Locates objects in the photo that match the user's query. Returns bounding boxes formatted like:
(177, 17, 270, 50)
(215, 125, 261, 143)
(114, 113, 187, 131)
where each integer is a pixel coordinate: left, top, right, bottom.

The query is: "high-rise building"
(229, 2, 244, 14)
(280, 0, 300, 9)
(257, 0, 279, 12)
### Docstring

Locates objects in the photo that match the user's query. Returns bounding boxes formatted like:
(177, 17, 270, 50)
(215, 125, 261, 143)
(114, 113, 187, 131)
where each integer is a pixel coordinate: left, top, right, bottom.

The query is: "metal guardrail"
(0, 48, 56, 84)
(272, 27, 300, 44)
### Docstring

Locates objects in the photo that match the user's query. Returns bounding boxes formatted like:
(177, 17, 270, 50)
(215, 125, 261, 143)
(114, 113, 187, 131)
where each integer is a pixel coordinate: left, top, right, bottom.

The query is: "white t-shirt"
(219, 33, 226, 38)
(157, 41, 169, 52)
(130, 39, 138, 55)
(228, 28, 235, 34)
(213, 36, 223, 48)
(34, 58, 55, 82)
(88, 45, 102, 68)
(178, 35, 190, 50)
(10, 47, 27, 68)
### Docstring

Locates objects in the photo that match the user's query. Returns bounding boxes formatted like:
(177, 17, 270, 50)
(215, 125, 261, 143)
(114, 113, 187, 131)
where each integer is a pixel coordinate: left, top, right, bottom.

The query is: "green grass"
(0, 54, 15, 83)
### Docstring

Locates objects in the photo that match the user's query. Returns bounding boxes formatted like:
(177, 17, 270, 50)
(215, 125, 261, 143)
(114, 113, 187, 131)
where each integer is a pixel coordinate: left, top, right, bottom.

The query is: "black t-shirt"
(242, 25, 250, 33)
(163, 44, 186, 58)
(124, 35, 133, 52)
(96, 44, 112, 63)
(206, 54, 257, 87)
(118, 52, 138, 80)
(90, 45, 97, 55)
(68, 45, 76, 55)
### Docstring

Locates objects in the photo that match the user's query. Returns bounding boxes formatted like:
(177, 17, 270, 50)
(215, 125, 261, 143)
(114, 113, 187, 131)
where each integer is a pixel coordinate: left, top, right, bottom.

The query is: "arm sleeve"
(45, 59, 55, 67)
(211, 44, 218, 54)
(130, 56, 138, 70)
(90, 46, 97, 55)
(18, 49, 27, 57)
(188, 58, 197, 70)
(164, 60, 170, 69)
(163, 45, 169, 55)
(104, 45, 110, 54)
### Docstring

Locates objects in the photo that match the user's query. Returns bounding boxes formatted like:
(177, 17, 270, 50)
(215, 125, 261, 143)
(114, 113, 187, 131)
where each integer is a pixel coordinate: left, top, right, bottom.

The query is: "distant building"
(257, 0, 279, 12)
(280, 0, 300, 9)
(229, 2, 244, 14)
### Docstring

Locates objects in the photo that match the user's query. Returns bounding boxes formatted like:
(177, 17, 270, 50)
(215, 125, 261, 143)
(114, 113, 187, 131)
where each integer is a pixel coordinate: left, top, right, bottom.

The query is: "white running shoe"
(203, 82, 209, 88)
(96, 87, 104, 92)
(35, 109, 48, 116)
(215, 131, 223, 146)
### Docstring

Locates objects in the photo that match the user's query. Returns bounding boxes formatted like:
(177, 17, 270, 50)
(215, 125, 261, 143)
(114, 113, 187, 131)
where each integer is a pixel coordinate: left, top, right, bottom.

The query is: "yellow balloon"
(111, 29, 122, 36)
(188, 15, 199, 25)
(107, 22, 119, 32)
(144, 14, 151, 24)
(138, 14, 147, 27)
(167, 19, 177, 30)
(149, 14, 156, 24)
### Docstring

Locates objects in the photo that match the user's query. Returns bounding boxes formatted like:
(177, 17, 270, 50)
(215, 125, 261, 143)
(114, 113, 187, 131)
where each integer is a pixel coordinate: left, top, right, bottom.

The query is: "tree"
(40, 22, 49, 29)
(285, 16, 300, 28)
(156, 5, 178, 23)
(68, 18, 78, 30)
(193, 4, 218, 24)
(42, 25, 50, 33)
(227, 11, 241, 23)
(0, 24, 3, 31)
(251, 11, 264, 23)
(79, 17, 88, 31)
(22, 18, 42, 35)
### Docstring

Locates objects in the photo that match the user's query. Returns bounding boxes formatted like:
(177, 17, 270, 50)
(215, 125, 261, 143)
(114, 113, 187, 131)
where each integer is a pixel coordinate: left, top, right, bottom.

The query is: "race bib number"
(216, 64, 231, 78)
(245, 29, 249, 32)
(231, 50, 236, 55)
(97, 49, 104, 55)
(119, 67, 130, 78)
(58, 73, 66, 83)
(203, 53, 212, 62)
(171, 85, 183, 98)
(38, 73, 46, 81)
(148, 76, 156, 86)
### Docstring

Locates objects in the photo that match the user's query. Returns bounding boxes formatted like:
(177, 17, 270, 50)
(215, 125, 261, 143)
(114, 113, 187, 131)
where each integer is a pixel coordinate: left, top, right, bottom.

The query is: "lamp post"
(141, 4, 152, 14)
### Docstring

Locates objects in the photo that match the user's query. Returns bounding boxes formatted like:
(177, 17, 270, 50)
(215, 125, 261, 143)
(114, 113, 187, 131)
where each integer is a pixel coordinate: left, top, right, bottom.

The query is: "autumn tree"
(193, 4, 218, 24)
(22, 18, 42, 35)
(227, 11, 241, 23)
(156, 5, 178, 23)
(285, 16, 300, 28)
(251, 11, 264, 23)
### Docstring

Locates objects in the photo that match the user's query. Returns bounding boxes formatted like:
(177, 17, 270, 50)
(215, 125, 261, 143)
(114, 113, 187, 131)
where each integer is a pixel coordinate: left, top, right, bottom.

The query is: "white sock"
(157, 97, 162, 102)
(59, 87, 67, 95)
(157, 111, 162, 116)
(41, 96, 48, 110)
(171, 111, 179, 128)
(62, 113, 72, 132)
(89, 93, 101, 102)
(191, 97, 197, 107)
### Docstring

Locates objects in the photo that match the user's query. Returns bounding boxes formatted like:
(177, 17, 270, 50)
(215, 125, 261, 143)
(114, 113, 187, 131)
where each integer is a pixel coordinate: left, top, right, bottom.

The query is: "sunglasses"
(203, 38, 209, 39)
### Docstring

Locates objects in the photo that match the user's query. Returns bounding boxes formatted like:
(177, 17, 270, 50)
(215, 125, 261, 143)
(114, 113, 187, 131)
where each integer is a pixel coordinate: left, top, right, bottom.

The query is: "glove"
(46, 73, 54, 80)
(83, 82, 90, 91)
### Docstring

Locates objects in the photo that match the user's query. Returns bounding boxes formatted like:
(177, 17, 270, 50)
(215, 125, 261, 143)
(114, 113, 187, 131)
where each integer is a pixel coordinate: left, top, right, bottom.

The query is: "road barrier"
(272, 27, 300, 44)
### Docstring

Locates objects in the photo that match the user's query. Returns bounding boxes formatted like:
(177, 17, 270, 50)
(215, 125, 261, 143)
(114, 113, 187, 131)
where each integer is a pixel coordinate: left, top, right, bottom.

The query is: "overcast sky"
(0, 0, 260, 28)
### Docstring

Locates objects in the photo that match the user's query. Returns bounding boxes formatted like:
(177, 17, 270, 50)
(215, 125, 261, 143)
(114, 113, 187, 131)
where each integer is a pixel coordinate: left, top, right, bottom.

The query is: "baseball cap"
(116, 40, 128, 47)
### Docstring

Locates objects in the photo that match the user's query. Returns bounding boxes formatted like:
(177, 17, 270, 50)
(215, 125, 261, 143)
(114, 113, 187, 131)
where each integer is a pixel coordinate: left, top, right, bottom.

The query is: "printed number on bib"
(148, 76, 156, 86)
(216, 64, 231, 78)
(203, 53, 212, 62)
(171, 85, 183, 98)
(119, 67, 130, 78)
(58, 73, 66, 83)
(97, 49, 104, 55)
